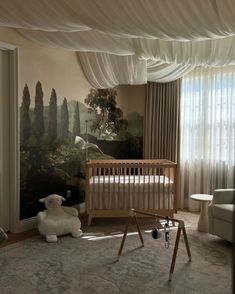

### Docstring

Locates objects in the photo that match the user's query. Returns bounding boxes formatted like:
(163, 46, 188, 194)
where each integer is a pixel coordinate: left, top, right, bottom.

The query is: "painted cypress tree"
(72, 101, 81, 141)
(60, 97, 69, 141)
(47, 88, 57, 141)
(20, 84, 31, 142)
(33, 81, 44, 139)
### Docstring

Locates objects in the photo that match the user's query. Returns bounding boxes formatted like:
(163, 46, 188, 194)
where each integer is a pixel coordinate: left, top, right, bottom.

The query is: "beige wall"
(0, 27, 145, 225)
(0, 27, 145, 115)
(0, 27, 92, 106)
(115, 84, 146, 116)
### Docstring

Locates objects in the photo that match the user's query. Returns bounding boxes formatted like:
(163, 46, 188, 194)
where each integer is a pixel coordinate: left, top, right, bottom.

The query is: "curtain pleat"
(144, 80, 181, 162)
(180, 66, 235, 209)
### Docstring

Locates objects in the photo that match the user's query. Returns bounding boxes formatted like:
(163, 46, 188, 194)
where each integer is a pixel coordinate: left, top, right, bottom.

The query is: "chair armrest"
(212, 189, 235, 205)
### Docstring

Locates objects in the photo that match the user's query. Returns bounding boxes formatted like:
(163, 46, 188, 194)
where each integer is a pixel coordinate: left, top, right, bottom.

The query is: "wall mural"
(20, 82, 143, 220)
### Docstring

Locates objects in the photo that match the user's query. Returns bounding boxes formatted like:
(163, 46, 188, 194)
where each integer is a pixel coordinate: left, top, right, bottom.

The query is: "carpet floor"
(0, 211, 232, 294)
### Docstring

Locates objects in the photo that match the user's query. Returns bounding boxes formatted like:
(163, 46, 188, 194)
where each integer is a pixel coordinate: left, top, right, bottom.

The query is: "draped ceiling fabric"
(1, 0, 235, 87)
(78, 52, 147, 88)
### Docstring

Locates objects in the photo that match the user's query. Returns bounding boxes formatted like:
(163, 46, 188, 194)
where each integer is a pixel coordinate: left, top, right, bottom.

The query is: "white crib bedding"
(88, 175, 174, 210)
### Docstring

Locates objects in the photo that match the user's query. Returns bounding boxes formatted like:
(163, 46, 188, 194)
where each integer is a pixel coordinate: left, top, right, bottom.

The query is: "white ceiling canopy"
(1, 0, 235, 88)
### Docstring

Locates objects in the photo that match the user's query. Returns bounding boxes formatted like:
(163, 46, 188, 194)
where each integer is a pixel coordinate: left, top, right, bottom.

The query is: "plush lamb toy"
(37, 194, 82, 242)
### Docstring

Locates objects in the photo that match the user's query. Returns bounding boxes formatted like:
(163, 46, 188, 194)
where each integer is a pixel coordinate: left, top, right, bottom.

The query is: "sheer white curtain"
(180, 66, 235, 209)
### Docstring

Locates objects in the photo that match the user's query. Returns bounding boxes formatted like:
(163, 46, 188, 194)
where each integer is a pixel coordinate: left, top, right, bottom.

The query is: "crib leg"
(117, 216, 132, 260)
(87, 214, 93, 226)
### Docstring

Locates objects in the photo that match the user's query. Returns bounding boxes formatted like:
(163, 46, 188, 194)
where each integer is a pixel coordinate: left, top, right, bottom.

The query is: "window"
(180, 66, 235, 204)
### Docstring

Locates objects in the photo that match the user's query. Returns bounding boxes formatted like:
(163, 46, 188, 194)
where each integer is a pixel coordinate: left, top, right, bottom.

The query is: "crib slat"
(163, 169, 166, 210)
(148, 170, 150, 210)
(93, 167, 96, 209)
(118, 168, 120, 208)
(102, 167, 105, 209)
(168, 168, 171, 210)
(133, 167, 136, 208)
(85, 165, 90, 210)
(138, 168, 141, 209)
(128, 168, 131, 209)
(98, 168, 101, 209)
(123, 168, 126, 209)
(153, 167, 156, 209)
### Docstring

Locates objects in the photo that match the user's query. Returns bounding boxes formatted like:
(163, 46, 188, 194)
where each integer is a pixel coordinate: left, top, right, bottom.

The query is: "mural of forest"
(20, 82, 143, 220)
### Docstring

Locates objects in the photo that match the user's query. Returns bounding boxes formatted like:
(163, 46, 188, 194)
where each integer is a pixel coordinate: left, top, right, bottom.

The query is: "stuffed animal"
(37, 194, 82, 242)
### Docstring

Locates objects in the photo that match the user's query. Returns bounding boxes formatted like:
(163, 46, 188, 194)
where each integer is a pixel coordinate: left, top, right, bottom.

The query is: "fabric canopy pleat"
(78, 52, 147, 88)
(1, 0, 235, 87)
(1, 0, 235, 39)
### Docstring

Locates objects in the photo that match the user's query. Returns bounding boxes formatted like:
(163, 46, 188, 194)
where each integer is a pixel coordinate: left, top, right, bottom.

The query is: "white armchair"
(208, 189, 234, 242)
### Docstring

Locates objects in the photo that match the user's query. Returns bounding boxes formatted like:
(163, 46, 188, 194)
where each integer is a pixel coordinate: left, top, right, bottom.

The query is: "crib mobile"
(151, 216, 170, 249)
(117, 209, 192, 281)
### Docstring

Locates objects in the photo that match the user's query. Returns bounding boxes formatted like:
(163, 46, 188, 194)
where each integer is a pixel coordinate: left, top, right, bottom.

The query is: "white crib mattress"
(88, 175, 174, 210)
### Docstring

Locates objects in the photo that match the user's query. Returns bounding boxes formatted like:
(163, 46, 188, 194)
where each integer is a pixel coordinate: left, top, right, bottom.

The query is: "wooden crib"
(85, 159, 178, 225)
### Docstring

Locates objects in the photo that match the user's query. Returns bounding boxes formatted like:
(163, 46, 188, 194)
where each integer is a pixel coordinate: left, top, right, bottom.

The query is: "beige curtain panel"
(144, 80, 181, 162)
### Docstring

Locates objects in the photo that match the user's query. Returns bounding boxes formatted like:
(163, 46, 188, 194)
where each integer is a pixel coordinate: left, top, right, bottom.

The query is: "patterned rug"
(0, 211, 232, 294)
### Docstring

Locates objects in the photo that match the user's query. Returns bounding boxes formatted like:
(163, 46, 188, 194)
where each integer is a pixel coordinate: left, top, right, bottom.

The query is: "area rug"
(0, 211, 232, 294)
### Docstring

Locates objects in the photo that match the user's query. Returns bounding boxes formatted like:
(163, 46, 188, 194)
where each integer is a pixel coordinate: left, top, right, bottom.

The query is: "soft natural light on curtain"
(180, 66, 235, 209)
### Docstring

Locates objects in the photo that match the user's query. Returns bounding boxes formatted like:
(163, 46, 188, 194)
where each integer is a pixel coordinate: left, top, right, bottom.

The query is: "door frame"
(0, 41, 37, 233)
(0, 46, 11, 230)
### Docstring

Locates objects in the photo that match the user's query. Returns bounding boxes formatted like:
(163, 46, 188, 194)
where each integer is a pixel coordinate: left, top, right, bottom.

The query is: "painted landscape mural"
(20, 82, 143, 219)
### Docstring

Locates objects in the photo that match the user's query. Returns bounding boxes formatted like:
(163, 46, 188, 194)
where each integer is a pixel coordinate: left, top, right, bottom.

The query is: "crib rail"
(85, 159, 177, 225)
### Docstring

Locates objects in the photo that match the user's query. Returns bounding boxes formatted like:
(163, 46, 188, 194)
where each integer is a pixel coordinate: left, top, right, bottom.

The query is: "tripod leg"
(182, 226, 191, 261)
(117, 216, 132, 259)
(133, 215, 144, 246)
(169, 227, 181, 281)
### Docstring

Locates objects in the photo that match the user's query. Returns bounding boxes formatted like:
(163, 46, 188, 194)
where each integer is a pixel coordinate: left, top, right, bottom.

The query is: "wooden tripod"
(117, 209, 192, 281)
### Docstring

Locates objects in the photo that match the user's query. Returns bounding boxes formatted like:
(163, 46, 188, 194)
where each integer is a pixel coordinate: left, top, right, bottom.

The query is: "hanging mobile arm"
(164, 216, 170, 248)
